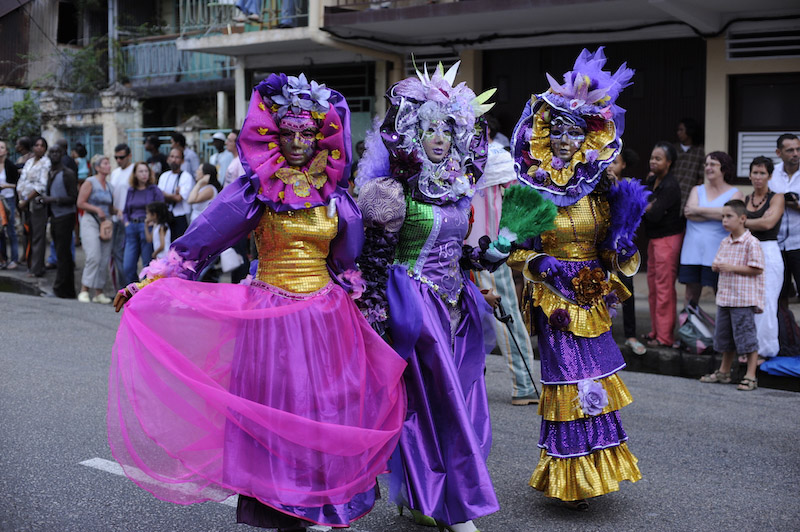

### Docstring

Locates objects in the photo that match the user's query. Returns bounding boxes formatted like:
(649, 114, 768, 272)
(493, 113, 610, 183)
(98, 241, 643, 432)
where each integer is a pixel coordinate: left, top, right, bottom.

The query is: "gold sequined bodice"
(541, 195, 610, 261)
(254, 206, 338, 293)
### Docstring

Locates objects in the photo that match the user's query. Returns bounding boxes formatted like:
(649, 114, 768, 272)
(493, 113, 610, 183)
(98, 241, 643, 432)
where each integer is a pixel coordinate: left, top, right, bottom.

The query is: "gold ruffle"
(526, 104, 618, 187)
(538, 374, 632, 421)
(507, 248, 535, 273)
(529, 442, 642, 501)
(529, 282, 611, 338)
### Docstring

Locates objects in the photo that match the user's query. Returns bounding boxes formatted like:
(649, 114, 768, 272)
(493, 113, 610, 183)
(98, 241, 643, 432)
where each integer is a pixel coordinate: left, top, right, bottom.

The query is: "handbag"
(91, 213, 113, 241)
(676, 303, 715, 354)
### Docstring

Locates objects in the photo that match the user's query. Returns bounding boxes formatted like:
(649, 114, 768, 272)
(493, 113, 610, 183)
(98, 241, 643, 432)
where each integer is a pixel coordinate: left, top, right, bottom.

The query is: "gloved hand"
(483, 234, 512, 263)
(529, 255, 569, 293)
(615, 236, 636, 259)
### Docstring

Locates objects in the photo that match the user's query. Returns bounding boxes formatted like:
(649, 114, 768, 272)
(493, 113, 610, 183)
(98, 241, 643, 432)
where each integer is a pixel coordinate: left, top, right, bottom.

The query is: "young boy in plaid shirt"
(700, 199, 765, 391)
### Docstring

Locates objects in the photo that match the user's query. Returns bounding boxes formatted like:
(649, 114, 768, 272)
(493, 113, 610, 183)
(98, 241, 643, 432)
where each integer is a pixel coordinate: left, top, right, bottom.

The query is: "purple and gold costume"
(506, 48, 647, 502)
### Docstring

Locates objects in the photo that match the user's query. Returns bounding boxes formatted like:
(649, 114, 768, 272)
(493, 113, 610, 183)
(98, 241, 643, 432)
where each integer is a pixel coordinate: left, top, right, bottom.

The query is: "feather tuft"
(499, 185, 558, 242)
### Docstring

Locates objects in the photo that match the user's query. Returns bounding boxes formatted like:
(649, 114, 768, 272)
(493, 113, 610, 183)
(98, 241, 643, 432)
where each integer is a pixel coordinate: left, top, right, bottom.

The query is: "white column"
(217, 90, 228, 129)
(234, 57, 247, 128)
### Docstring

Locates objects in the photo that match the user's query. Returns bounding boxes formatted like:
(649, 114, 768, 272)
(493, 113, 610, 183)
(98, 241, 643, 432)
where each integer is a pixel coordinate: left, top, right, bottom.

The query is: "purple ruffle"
(538, 411, 628, 458)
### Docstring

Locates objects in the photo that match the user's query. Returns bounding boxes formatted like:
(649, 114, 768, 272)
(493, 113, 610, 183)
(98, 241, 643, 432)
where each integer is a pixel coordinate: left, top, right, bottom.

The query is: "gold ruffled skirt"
(530, 374, 642, 501)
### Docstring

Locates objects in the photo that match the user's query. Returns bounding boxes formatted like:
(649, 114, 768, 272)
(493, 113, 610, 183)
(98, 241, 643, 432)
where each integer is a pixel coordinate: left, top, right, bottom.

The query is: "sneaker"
(233, 12, 246, 23)
(93, 293, 112, 304)
(6, 261, 17, 270)
(511, 394, 539, 406)
(78, 291, 91, 303)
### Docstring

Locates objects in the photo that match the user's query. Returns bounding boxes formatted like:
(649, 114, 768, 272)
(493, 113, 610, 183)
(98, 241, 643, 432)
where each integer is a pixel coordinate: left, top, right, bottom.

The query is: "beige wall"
(704, 37, 800, 152)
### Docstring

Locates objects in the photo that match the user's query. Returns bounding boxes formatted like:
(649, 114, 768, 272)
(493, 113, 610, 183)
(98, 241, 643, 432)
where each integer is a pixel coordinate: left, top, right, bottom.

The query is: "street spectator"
(672, 117, 705, 214)
(188, 163, 221, 223)
(56, 138, 79, 175)
(467, 114, 538, 405)
(72, 143, 89, 182)
(17, 136, 50, 277)
(144, 201, 170, 260)
(743, 156, 784, 360)
(700, 200, 764, 391)
(607, 147, 646, 354)
(0, 139, 20, 269)
(42, 145, 77, 298)
(157, 148, 194, 238)
(14, 136, 33, 169)
(209, 131, 233, 180)
(680, 151, 743, 305)
(122, 162, 164, 286)
(643, 141, 683, 348)
(109, 143, 134, 289)
(144, 135, 168, 177)
(767, 133, 800, 304)
(77, 155, 116, 304)
(220, 129, 249, 283)
(170, 132, 200, 176)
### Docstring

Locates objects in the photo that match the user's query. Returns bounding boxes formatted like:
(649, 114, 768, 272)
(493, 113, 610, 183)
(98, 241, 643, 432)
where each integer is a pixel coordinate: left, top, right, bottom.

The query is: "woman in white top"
(679, 151, 743, 306)
(187, 163, 221, 223)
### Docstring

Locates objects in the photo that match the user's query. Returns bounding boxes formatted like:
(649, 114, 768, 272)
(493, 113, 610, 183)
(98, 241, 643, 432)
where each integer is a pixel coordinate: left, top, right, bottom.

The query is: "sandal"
(737, 377, 757, 391)
(700, 370, 732, 384)
(646, 338, 670, 348)
(624, 338, 647, 355)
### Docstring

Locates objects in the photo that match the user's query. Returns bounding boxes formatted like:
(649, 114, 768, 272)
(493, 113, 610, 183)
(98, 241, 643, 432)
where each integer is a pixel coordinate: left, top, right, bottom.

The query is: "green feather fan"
(499, 185, 557, 242)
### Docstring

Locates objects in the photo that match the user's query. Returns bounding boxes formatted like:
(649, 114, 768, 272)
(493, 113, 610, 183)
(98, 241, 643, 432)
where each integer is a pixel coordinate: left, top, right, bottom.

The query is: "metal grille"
(727, 28, 800, 60)
(736, 131, 800, 177)
(404, 53, 460, 78)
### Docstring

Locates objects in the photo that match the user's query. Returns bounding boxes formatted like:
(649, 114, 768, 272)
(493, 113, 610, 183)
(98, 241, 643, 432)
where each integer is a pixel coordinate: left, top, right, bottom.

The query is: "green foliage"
(0, 91, 41, 141)
(62, 36, 109, 93)
(499, 185, 558, 242)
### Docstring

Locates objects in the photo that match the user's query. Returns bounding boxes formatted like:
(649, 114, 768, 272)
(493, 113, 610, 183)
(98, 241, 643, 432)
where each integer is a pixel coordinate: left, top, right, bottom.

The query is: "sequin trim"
(249, 279, 334, 300)
(538, 373, 633, 421)
(406, 268, 463, 307)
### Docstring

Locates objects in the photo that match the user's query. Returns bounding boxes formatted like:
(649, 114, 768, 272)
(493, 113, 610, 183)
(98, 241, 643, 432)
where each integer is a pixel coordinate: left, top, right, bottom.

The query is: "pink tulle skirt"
(108, 277, 407, 520)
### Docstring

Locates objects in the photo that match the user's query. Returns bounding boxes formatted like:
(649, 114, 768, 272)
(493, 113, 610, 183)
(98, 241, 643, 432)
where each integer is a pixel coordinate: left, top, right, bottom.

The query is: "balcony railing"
(179, 0, 308, 37)
(121, 41, 234, 82)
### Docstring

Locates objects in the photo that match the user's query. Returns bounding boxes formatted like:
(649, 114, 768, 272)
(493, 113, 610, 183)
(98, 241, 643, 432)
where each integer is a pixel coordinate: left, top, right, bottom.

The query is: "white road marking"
(79, 458, 336, 531)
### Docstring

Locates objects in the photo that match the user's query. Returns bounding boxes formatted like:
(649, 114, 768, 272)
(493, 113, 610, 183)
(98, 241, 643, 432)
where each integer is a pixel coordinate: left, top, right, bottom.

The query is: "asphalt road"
(1, 291, 798, 532)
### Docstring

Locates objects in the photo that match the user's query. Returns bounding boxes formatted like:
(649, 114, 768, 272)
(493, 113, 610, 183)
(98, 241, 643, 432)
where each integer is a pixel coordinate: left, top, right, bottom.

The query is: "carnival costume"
(355, 63, 508, 531)
(505, 48, 647, 503)
(108, 74, 407, 529)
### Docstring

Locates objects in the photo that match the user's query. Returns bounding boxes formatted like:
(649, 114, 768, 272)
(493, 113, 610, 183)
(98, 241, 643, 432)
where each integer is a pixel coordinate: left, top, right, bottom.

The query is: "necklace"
(749, 191, 768, 210)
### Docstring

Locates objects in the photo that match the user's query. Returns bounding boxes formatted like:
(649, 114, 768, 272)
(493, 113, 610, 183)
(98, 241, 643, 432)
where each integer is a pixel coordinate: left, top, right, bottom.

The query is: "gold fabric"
(254, 206, 337, 293)
(529, 443, 641, 501)
(540, 195, 610, 261)
(508, 248, 535, 273)
(525, 101, 618, 186)
(538, 374, 633, 422)
(529, 282, 612, 338)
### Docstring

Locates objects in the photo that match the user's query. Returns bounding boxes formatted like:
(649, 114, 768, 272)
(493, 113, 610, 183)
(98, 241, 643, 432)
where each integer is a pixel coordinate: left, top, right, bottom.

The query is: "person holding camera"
(768, 134, 800, 305)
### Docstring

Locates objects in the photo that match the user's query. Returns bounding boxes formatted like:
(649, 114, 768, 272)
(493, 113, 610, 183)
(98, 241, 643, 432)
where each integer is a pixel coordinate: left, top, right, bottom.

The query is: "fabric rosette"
(548, 308, 571, 330)
(576, 378, 609, 416)
(571, 266, 610, 306)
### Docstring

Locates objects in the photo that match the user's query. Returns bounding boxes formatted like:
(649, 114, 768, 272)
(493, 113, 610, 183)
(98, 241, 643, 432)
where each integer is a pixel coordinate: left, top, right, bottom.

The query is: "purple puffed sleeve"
(327, 188, 364, 276)
(169, 172, 265, 279)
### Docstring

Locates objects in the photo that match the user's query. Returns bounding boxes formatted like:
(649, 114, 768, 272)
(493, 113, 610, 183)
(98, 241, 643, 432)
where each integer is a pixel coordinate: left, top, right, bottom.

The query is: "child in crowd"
(144, 201, 171, 260)
(700, 199, 765, 391)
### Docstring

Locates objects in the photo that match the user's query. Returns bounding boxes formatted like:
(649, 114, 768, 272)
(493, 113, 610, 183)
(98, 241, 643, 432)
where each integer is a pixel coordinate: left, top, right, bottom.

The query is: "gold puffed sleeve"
(508, 248, 535, 273)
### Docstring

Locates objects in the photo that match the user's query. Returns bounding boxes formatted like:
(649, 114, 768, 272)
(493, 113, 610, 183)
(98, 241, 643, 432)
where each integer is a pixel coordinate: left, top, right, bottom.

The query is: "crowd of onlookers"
(618, 125, 800, 373)
(2, 125, 799, 371)
(0, 129, 247, 302)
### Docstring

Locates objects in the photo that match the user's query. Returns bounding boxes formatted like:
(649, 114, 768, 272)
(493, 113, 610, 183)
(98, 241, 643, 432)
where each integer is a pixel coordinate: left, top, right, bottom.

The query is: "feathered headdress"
(357, 61, 495, 207)
(511, 47, 635, 207)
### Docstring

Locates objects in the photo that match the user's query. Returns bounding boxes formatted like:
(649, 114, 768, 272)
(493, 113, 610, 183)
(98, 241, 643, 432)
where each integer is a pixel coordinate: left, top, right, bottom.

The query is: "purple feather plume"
(602, 178, 650, 252)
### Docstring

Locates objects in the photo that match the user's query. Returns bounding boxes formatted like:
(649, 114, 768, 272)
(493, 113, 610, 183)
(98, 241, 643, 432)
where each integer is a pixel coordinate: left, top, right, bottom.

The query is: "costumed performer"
(505, 47, 647, 510)
(109, 73, 407, 531)
(355, 62, 551, 532)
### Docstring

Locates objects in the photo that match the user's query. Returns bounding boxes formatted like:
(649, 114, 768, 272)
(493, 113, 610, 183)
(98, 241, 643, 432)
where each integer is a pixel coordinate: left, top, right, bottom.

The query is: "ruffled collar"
(238, 88, 348, 212)
(517, 102, 620, 207)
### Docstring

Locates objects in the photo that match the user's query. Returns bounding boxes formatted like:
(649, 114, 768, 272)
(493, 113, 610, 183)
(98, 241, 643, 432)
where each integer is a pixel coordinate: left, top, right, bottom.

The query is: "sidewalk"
(609, 270, 800, 392)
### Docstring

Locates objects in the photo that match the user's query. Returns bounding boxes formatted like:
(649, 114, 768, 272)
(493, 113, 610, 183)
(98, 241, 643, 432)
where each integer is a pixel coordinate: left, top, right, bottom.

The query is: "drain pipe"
(307, 2, 404, 88)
